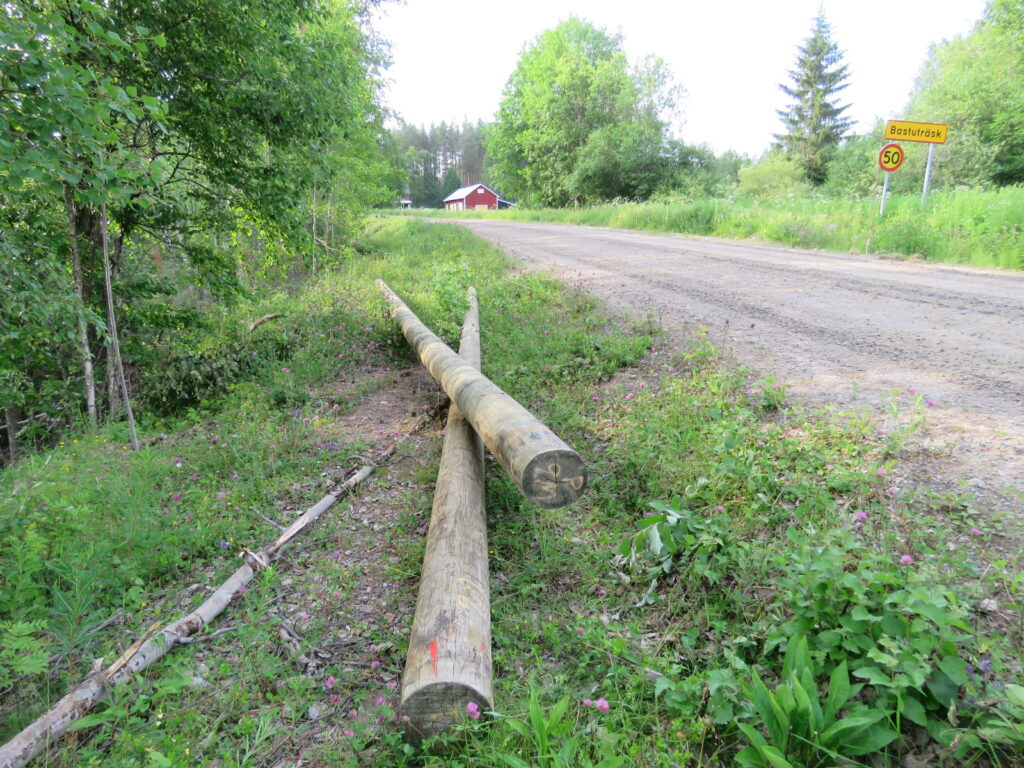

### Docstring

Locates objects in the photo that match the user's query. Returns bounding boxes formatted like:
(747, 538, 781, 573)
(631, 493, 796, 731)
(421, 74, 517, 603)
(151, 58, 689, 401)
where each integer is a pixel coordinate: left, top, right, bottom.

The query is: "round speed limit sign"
(878, 143, 905, 172)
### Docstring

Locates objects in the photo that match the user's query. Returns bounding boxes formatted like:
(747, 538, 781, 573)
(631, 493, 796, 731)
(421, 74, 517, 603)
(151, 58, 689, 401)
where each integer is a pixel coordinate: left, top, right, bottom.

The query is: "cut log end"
(402, 682, 492, 745)
(522, 449, 588, 509)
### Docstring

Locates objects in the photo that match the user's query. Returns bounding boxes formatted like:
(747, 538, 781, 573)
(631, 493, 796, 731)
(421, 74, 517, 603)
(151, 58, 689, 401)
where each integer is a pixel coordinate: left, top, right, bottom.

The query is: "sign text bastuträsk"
(884, 120, 949, 144)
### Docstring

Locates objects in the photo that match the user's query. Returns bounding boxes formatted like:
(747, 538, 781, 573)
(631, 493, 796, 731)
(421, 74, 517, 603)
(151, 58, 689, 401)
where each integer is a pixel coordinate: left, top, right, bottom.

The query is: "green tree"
(486, 17, 678, 206)
(0, 0, 392, 450)
(906, 0, 1024, 186)
(569, 118, 674, 201)
(391, 121, 491, 207)
(775, 12, 853, 185)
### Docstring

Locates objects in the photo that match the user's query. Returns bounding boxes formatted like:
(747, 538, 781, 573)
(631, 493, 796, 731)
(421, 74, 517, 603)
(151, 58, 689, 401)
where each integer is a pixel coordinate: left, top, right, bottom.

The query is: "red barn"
(443, 183, 511, 211)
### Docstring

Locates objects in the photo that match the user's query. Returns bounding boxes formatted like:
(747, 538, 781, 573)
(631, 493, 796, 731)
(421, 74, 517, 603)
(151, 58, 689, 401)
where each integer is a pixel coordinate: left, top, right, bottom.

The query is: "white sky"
(372, 0, 987, 157)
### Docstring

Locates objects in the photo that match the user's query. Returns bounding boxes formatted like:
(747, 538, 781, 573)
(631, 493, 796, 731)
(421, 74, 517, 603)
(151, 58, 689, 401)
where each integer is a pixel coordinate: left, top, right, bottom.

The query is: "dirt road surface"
(453, 219, 1024, 531)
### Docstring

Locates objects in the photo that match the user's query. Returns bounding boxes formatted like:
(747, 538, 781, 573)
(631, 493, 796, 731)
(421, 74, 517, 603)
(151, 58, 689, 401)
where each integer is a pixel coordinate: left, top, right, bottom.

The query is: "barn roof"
(443, 184, 493, 202)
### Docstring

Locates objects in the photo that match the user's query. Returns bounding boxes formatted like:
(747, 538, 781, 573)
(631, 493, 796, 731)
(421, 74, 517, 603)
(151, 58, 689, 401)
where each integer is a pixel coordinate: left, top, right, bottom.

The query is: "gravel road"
(453, 219, 1024, 526)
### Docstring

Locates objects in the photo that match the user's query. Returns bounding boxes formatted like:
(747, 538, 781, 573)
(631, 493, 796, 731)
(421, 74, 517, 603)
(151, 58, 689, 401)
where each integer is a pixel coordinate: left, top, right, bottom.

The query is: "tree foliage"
(0, 0, 393, 459)
(775, 12, 853, 186)
(906, 0, 1024, 186)
(486, 17, 679, 206)
(391, 121, 488, 207)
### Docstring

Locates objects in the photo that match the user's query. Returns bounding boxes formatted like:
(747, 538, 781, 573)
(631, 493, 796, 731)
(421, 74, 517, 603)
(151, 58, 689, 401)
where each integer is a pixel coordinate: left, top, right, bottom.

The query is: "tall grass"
(393, 186, 1024, 270)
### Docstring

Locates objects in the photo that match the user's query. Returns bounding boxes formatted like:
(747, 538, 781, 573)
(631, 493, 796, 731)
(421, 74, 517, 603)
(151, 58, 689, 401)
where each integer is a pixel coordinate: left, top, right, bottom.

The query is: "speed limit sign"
(879, 143, 905, 172)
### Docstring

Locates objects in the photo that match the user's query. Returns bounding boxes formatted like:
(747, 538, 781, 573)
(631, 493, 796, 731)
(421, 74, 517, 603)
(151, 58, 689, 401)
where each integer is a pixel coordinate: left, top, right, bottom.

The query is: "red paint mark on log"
(430, 641, 438, 676)
(481, 641, 488, 652)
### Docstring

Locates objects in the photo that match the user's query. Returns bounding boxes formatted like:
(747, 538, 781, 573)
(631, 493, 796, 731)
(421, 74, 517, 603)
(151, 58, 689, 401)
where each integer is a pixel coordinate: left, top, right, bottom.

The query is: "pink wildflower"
(325, 675, 335, 689)
(343, 729, 355, 738)
(582, 699, 593, 708)
(899, 554, 914, 565)
(854, 511, 868, 521)
(595, 698, 610, 714)
(282, 367, 291, 373)
(466, 701, 481, 719)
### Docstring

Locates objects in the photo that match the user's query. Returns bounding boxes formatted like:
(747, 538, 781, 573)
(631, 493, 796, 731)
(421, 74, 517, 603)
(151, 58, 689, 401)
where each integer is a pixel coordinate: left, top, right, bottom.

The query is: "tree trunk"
(327, 190, 334, 247)
(63, 185, 97, 426)
(100, 204, 138, 450)
(377, 280, 587, 508)
(106, 344, 122, 416)
(402, 287, 492, 742)
(4, 407, 20, 466)
(311, 176, 318, 274)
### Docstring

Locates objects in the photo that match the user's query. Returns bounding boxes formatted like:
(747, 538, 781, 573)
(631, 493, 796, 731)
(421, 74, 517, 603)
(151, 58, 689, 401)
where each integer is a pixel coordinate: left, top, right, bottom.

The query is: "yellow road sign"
(884, 120, 949, 144)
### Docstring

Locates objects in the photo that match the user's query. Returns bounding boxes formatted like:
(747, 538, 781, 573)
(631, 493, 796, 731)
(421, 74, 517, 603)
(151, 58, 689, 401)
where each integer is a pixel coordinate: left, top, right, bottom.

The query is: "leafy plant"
(494, 691, 625, 768)
(735, 635, 899, 768)
(0, 621, 49, 689)
(623, 498, 748, 601)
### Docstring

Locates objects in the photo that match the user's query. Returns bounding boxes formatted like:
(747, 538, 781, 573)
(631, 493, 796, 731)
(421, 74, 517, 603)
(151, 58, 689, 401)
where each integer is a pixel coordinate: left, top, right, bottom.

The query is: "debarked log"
(376, 280, 586, 509)
(401, 287, 492, 742)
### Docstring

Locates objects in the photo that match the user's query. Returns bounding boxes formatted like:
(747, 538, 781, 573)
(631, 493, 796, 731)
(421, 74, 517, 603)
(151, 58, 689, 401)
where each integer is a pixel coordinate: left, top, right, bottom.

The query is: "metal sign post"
(921, 143, 936, 206)
(877, 143, 904, 217)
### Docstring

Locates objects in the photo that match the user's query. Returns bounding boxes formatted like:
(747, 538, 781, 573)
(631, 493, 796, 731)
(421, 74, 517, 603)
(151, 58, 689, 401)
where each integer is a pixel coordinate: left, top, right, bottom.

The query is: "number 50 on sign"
(878, 144, 905, 172)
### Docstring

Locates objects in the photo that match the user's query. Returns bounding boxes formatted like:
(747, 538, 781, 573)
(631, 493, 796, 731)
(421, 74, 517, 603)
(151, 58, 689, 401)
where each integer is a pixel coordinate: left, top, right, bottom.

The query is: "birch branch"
(0, 405, 442, 768)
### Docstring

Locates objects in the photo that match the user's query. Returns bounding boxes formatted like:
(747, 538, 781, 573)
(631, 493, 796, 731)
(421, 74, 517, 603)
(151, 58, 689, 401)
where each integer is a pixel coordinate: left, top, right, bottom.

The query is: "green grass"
(391, 185, 1024, 270)
(1, 218, 1021, 766)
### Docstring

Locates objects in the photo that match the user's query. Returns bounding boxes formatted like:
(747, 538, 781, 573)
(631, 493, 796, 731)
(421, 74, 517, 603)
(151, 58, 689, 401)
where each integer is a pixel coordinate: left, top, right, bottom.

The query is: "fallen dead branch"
(0, 404, 444, 768)
(178, 627, 236, 645)
(249, 313, 285, 332)
(276, 623, 319, 675)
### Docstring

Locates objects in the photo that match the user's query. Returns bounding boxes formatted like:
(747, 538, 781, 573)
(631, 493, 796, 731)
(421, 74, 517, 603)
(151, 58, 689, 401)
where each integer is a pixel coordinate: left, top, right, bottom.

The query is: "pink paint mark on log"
(430, 640, 438, 676)
(481, 641, 488, 652)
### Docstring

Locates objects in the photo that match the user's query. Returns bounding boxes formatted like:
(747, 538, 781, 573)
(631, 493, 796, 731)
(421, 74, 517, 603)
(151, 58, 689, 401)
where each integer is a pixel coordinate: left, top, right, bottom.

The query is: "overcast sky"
(372, 0, 986, 157)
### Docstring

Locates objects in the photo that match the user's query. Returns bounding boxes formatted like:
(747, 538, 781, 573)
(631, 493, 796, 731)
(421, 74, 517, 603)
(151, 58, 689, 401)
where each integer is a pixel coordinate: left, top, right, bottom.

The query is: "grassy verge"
(392, 185, 1024, 270)
(1, 218, 1021, 767)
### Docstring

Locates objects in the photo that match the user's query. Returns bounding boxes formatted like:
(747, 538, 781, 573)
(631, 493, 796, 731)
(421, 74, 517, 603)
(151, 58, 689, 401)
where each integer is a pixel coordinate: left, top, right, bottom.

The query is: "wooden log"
(377, 280, 586, 509)
(401, 288, 492, 743)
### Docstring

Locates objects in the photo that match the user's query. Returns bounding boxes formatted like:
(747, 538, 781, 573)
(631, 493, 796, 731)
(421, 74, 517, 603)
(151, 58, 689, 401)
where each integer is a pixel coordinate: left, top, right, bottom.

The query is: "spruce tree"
(775, 12, 854, 185)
